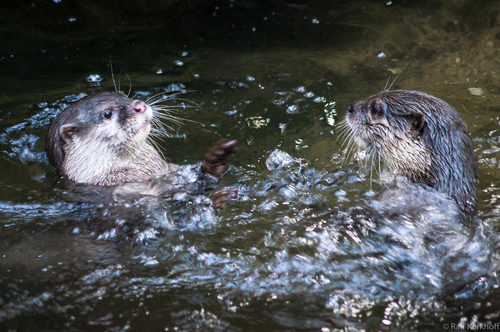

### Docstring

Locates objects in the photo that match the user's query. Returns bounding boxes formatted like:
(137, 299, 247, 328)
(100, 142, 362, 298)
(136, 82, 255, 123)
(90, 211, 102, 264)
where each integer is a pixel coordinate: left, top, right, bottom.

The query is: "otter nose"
(132, 100, 147, 113)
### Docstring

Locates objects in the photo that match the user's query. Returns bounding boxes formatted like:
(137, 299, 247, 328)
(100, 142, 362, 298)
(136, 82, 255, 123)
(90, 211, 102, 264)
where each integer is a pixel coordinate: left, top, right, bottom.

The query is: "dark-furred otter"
(344, 90, 477, 216)
(46, 91, 238, 205)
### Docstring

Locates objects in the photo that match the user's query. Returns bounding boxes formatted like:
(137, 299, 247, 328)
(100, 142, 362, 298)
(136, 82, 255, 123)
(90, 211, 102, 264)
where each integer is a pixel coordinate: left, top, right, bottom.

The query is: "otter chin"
(344, 90, 477, 216)
(46, 91, 238, 207)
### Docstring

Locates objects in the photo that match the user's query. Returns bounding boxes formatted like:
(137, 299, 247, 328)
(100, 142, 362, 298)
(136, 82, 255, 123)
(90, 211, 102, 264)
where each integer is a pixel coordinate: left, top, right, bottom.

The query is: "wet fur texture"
(46, 92, 237, 192)
(46, 92, 174, 186)
(345, 90, 477, 215)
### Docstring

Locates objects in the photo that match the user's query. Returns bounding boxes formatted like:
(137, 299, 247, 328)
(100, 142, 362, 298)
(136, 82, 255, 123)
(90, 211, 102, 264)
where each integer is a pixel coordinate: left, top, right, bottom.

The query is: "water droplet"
(286, 105, 298, 114)
(86, 74, 103, 83)
(468, 87, 484, 96)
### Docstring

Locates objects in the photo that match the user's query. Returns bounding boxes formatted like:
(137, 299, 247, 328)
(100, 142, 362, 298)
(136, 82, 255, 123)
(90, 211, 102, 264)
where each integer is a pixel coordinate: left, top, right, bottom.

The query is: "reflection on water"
(1, 0, 500, 331)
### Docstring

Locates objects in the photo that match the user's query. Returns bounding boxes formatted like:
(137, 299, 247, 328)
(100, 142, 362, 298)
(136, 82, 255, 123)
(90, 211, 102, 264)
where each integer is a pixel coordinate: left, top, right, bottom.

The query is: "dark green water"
(1, 1, 500, 331)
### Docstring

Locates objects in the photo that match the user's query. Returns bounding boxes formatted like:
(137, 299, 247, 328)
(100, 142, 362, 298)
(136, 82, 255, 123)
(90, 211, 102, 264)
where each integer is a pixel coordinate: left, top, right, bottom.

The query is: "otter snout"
(346, 101, 365, 117)
(132, 100, 147, 114)
(126, 99, 152, 124)
(346, 101, 366, 125)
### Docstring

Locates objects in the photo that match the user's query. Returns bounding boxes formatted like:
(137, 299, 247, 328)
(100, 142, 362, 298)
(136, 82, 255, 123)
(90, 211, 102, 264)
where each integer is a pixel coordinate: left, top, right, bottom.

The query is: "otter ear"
(60, 123, 77, 143)
(45, 123, 76, 173)
(412, 113, 425, 135)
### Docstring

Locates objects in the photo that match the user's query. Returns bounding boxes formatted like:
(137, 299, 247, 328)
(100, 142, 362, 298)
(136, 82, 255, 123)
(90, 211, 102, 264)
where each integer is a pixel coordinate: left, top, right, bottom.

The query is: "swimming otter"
(46, 92, 238, 205)
(344, 90, 477, 215)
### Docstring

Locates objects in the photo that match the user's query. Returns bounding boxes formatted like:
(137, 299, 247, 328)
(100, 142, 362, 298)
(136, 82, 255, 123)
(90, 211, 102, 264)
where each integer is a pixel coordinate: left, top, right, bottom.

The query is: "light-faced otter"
(343, 90, 477, 216)
(46, 91, 238, 206)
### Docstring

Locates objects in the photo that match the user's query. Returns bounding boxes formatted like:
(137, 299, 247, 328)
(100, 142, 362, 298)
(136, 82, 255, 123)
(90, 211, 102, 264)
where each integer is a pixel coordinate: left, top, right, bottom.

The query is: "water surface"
(1, 1, 500, 331)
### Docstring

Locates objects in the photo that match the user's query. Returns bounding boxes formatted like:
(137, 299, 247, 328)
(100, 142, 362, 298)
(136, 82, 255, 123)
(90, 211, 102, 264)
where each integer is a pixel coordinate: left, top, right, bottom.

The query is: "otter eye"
(103, 109, 113, 119)
(371, 103, 381, 115)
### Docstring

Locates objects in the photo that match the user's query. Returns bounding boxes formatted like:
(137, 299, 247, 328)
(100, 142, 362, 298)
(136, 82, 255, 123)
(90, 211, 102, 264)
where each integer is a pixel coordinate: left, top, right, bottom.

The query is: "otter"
(344, 90, 477, 216)
(46, 91, 238, 205)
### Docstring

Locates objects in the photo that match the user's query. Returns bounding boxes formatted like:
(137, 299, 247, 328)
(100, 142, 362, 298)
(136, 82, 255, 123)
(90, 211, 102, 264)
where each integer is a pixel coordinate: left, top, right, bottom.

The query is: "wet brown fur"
(345, 90, 477, 215)
(46, 92, 238, 193)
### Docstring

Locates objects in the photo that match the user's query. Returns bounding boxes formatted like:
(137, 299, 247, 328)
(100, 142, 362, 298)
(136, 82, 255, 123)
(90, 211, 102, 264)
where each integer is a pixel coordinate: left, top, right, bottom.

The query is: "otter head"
(46, 92, 160, 185)
(345, 90, 477, 215)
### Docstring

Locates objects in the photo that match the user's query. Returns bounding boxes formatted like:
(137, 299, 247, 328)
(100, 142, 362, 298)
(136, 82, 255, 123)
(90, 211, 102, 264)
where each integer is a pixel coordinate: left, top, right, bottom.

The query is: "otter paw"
(209, 188, 238, 209)
(201, 139, 238, 178)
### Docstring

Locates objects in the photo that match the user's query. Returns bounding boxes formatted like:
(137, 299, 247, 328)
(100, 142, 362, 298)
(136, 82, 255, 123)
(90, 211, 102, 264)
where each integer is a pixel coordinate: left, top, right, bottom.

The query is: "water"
(1, 1, 500, 331)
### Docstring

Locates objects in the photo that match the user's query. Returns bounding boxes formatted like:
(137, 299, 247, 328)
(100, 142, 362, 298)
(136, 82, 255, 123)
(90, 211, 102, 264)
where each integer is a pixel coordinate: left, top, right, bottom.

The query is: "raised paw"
(201, 139, 238, 179)
(209, 188, 238, 209)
